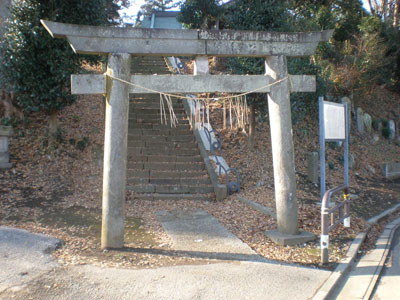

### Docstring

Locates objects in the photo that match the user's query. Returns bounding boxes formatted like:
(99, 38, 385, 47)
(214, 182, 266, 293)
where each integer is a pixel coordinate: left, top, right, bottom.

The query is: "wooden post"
(101, 53, 131, 249)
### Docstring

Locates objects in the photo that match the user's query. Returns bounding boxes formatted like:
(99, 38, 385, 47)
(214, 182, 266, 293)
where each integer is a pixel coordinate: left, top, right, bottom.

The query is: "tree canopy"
(0, 0, 127, 116)
(177, 0, 224, 29)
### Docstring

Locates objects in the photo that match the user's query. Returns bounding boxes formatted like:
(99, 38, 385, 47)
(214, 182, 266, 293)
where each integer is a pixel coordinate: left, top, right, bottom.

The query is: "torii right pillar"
(264, 55, 314, 245)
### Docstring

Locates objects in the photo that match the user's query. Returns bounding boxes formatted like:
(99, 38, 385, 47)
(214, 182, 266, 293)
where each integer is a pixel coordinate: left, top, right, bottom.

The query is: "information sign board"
(323, 101, 345, 140)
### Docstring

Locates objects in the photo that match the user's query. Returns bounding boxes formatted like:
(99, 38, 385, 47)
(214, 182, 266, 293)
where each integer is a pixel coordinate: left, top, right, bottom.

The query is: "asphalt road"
(0, 226, 60, 293)
(0, 224, 331, 300)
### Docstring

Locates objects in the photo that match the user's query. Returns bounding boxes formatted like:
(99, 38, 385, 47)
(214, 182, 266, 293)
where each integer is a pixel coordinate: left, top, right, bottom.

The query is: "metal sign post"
(319, 97, 349, 200)
(319, 97, 351, 264)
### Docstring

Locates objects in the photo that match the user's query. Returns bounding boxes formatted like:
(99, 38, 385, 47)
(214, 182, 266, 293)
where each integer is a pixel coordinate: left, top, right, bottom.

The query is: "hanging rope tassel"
(165, 94, 178, 127)
(229, 99, 233, 130)
(159, 93, 167, 125)
(223, 100, 226, 129)
(105, 73, 285, 129)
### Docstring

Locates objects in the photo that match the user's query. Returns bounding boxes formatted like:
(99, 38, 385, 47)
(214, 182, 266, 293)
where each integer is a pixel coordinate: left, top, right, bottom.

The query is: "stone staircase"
(127, 56, 214, 200)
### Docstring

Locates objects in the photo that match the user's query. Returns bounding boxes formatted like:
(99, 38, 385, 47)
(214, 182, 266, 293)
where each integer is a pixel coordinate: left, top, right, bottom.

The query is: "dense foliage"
(223, 0, 322, 123)
(0, 0, 126, 114)
(177, 0, 223, 29)
(176, 0, 400, 119)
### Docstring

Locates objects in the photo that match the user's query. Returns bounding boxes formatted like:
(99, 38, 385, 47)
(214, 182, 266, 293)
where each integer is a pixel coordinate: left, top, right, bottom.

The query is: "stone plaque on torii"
(41, 20, 333, 249)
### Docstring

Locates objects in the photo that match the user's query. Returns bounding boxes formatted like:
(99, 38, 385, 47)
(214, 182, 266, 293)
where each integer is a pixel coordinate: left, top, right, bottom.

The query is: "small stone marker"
(363, 113, 372, 133)
(0, 126, 13, 169)
(341, 97, 352, 133)
(366, 164, 376, 174)
(356, 107, 364, 134)
(307, 152, 319, 184)
(388, 120, 396, 139)
(349, 153, 356, 169)
(372, 133, 380, 145)
(384, 162, 400, 180)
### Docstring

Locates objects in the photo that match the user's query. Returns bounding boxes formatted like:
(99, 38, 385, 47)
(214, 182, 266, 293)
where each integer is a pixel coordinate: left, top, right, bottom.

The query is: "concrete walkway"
(156, 209, 264, 261)
(372, 223, 400, 299)
(329, 217, 400, 300)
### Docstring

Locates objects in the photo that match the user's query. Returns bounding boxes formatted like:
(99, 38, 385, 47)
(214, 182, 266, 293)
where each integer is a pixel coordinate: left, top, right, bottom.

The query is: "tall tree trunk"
(1, 90, 23, 120)
(201, 15, 208, 29)
(394, 0, 400, 27)
(248, 103, 256, 149)
(368, 0, 377, 15)
(382, 0, 388, 21)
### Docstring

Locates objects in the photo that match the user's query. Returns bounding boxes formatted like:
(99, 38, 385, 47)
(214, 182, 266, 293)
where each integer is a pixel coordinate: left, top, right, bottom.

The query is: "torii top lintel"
(41, 20, 333, 58)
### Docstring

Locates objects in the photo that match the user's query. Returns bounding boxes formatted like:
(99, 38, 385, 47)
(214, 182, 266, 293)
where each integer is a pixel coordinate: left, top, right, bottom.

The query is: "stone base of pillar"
(265, 230, 315, 246)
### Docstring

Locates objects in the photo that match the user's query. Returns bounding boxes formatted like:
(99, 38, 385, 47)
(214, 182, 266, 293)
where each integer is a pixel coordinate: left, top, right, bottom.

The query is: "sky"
(120, 0, 372, 25)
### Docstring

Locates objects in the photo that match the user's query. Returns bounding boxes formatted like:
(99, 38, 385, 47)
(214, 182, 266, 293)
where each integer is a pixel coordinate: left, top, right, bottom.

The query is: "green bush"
(76, 137, 89, 151)
(372, 118, 380, 130)
(382, 127, 390, 139)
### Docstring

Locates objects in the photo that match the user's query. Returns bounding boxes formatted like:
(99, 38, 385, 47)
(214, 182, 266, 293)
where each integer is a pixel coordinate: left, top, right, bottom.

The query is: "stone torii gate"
(41, 20, 333, 248)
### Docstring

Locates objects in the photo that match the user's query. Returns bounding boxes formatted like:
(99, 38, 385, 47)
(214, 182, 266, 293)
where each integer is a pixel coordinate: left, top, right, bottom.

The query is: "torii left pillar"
(101, 53, 131, 249)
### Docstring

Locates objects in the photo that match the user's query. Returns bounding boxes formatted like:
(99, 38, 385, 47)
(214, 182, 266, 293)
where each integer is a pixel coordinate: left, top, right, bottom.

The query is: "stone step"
(129, 154, 202, 163)
(130, 101, 184, 107)
(129, 115, 187, 122)
(131, 103, 185, 110)
(129, 107, 185, 114)
(131, 64, 168, 68)
(131, 69, 170, 74)
(127, 162, 205, 171)
(130, 105, 185, 111)
(128, 135, 195, 143)
(129, 119, 188, 127)
(128, 147, 199, 156)
(131, 193, 213, 201)
(133, 64, 168, 68)
(130, 119, 188, 126)
(130, 103, 183, 109)
(151, 178, 211, 185)
(129, 111, 187, 118)
(128, 123, 190, 130)
(128, 129, 192, 136)
(126, 169, 207, 179)
(132, 58, 167, 62)
(149, 170, 208, 179)
(130, 115, 188, 121)
(127, 140, 197, 149)
(127, 184, 214, 194)
(130, 95, 183, 103)
(130, 98, 183, 104)
(133, 61, 168, 65)
(131, 64, 169, 68)
(127, 177, 211, 185)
